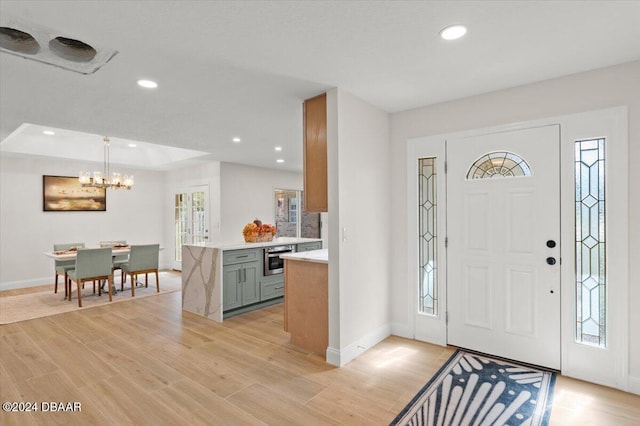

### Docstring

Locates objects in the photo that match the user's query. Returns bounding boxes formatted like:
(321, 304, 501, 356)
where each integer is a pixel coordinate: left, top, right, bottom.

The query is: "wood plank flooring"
(1, 277, 639, 425)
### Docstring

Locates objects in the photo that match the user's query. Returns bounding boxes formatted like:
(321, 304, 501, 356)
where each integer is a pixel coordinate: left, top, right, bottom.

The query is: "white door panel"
(447, 125, 561, 369)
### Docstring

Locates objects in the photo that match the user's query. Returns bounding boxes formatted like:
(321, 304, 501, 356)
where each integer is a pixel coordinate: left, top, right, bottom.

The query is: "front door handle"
(546, 257, 557, 266)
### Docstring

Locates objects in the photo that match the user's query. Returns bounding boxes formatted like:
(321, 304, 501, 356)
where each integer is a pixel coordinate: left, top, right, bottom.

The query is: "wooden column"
(284, 259, 328, 355)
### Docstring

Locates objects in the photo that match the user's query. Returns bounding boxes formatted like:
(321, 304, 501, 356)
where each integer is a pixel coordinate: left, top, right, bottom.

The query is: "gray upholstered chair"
(102, 240, 129, 284)
(67, 247, 114, 307)
(53, 242, 85, 297)
(121, 244, 160, 296)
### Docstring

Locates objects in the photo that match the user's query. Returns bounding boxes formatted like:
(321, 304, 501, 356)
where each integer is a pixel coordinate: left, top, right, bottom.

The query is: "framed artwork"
(43, 175, 106, 211)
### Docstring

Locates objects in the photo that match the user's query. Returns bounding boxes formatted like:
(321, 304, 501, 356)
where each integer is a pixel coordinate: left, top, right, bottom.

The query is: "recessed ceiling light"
(128, 143, 137, 148)
(232, 137, 241, 143)
(43, 130, 55, 135)
(276, 159, 285, 163)
(275, 146, 282, 151)
(440, 24, 467, 41)
(137, 79, 158, 89)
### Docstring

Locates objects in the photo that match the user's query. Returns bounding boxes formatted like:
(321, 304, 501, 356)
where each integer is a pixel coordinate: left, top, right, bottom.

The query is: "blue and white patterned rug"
(390, 350, 557, 426)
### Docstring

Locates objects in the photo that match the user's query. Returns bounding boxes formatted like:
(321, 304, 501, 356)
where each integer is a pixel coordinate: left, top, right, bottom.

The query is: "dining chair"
(104, 240, 129, 284)
(120, 244, 160, 296)
(53, 242, 85, 298)
(67, 247, 114, 307)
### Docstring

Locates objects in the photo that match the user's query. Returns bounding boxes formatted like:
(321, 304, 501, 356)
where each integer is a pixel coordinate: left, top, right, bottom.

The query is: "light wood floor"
(1, 279, 639, 425)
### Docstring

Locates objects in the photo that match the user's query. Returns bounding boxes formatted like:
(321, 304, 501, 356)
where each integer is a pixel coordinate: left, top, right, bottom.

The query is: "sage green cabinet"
(222, 259, 260, 311)
(297, 241, 322, 252)
(260, 275, 285, 301)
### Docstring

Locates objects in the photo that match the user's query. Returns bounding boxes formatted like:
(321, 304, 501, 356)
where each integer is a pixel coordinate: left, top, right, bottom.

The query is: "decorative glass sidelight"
(174, 193, 188, 262)
(575, 138, 606, 347)
(466, 151, 531, 179)
(418, 158, 437, 315)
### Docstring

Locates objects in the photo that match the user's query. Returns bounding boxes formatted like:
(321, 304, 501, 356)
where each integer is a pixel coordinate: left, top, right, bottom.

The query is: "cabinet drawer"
(297, 241, 322, 252)
(261, 278, 285, 301)
(223, 248, 260, 265)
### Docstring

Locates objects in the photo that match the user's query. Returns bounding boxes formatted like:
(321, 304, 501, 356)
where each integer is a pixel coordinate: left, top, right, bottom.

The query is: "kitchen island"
(280, 249, 328, 356)
(182, 238, 322, 322)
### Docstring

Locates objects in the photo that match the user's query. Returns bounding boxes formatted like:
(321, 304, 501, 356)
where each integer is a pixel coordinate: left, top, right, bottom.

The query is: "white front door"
(447, 125, 561, 369)
(173, 185, 210, 270)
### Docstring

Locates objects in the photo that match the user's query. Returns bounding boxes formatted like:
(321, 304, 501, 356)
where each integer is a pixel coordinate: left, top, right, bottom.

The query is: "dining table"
(43, 245, 163, 298)
(44, 245, 132, 298)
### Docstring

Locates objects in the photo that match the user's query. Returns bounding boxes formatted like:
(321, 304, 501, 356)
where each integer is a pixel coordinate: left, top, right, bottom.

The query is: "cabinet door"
(297, 241, 322, 252)
(241, 262, 260, 305)
(303, 93, 328, 212)
(223, 264, 243, 311)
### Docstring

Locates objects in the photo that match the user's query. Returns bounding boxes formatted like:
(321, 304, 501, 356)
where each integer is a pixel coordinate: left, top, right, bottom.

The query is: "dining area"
(45, 241, 161, 307)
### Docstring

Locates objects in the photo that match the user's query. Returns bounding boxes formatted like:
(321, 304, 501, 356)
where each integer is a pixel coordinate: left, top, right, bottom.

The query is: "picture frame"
(43, 175, 106, 211)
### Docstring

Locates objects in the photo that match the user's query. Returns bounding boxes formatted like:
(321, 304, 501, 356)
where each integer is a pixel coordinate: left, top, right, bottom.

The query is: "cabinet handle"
(242, 268, 246, 283)
(274, 286, 283, 290)
(237, 255, 249, 259)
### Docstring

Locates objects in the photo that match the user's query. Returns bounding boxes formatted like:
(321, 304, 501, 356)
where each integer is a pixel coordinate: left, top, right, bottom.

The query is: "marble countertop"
(281, 248, 328, 264)
(186, 237, 322, 251)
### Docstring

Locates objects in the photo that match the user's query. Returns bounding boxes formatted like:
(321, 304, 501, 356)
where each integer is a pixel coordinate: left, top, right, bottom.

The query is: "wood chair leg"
(76, 280, 82, 307)
(131, 273, 135, 297)
(107, 276, 113, 302)
(155, 270, 159, 292)
(54, 273, 58, 294)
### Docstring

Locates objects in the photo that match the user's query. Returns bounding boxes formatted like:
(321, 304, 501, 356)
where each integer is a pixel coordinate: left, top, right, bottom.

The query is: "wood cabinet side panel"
(303, 93, 328, 212)
(284, 260, 328, 354)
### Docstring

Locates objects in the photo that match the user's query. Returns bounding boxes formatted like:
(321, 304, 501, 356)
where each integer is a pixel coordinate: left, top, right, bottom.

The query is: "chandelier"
(79, 136, 134, 190)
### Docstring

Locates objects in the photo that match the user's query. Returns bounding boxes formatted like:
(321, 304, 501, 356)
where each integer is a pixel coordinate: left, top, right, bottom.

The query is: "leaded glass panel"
(466, 151, 531, 179)
(418, 158, 437, 315)
(575, 138, 606, 347)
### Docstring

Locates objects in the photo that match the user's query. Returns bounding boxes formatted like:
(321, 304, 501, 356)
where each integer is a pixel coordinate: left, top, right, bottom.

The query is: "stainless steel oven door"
(264, 245, 294, 275)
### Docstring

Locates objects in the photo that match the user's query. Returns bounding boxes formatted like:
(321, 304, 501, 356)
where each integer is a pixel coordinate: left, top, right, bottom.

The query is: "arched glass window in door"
(466, 151, 531, 179)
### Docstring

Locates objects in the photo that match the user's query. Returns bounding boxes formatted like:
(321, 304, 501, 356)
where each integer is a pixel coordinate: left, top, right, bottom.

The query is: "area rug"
(391, 350, 556, 426)
(0, 271, 182, 324)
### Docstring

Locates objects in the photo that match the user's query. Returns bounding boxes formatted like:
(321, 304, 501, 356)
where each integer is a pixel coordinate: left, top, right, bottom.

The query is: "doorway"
(173, 185, 209, 270)
(446, 126, 561, 369)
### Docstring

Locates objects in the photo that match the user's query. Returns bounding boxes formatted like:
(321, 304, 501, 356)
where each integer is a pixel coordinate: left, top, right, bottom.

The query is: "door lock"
(546, 257, 557, 265)
(546, 240, 557, 248)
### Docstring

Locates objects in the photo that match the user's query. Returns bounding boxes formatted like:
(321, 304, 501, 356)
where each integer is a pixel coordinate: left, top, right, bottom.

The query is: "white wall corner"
(628, 375, 640, 396)
(390, 322, 413, 339)
(327, 323, 391, 367)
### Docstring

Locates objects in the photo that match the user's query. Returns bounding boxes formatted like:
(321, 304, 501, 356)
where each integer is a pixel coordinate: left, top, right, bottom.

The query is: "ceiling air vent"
(0, 27, 40, 55)
(0, 16, 117, 75)
(48, 36, 97, 62)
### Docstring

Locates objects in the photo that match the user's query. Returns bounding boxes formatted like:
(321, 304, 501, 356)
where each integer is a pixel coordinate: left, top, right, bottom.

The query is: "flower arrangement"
(242, 218, 277, 242)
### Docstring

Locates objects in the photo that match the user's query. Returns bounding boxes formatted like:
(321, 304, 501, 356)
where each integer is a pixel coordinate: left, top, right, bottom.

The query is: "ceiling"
(2, 1, 640, 172)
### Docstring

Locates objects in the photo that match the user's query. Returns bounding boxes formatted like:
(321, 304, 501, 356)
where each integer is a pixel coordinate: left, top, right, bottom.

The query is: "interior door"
(447, 125, 561, 369)
(173, 185, 209, 270)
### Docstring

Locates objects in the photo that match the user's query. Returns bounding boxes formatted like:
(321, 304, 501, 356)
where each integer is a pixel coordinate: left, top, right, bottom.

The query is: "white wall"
(219, 162, 302, 242)
(0, 155, 166, 290)
(389, 60, 640, 390)
(326, 88, 391, 366)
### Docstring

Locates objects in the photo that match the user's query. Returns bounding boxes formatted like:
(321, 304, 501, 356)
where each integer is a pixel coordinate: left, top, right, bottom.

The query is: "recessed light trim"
(43, 130, 55, 135)
(440, 24, 467, 41)
(276, 159, 285, 163)
(232, 137, 241, 143)
(128, 143, 137, 148)
(274, 146, 282, 151)
(137, 79, 158, 89)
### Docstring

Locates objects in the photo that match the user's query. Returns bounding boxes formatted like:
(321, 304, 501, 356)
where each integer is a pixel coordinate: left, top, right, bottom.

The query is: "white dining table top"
(43, 247, 131, 261)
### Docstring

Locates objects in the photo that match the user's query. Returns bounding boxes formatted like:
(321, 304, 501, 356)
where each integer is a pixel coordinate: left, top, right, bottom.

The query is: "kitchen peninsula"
(281, 248, 328, 355)
(182, 238, 322, 322)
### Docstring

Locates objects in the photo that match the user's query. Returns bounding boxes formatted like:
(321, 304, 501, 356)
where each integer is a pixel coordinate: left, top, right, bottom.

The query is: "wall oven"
(264, 245, 295, 276)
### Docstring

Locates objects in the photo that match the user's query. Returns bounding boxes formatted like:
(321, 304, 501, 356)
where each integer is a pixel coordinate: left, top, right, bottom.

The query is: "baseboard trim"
(390, 321, 412, 339)
(325, 323, 391, 367)
(0, 277, 51, 291)
(628, 375, 640, 395)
